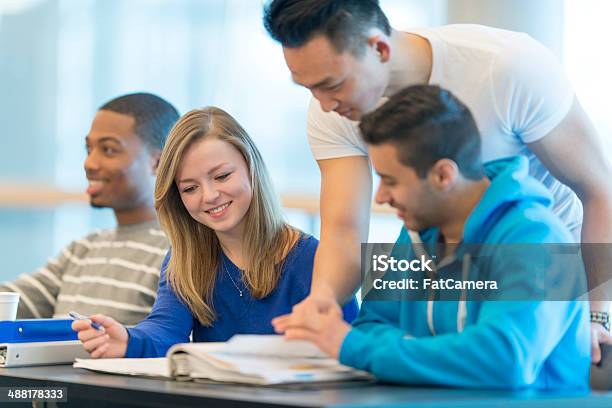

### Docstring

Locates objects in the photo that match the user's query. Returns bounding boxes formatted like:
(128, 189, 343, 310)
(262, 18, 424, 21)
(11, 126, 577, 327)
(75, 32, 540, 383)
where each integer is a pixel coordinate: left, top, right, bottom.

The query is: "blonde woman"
(72, 107, 358, 358)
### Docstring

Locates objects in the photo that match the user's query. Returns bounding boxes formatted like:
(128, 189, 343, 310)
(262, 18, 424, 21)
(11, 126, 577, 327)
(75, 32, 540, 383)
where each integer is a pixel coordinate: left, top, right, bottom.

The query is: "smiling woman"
(175, 138, 253, 239)
(70, 106, 359, 360)
(156, 107, 299, 325)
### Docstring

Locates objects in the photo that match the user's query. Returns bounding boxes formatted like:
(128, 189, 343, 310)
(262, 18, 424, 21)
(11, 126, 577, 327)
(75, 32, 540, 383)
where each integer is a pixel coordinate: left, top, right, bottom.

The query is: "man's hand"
(272, 286, 336, 332)
(272, 294, 351, 359)
(591, 322, 612, 364)
(272, 290, 336, 333)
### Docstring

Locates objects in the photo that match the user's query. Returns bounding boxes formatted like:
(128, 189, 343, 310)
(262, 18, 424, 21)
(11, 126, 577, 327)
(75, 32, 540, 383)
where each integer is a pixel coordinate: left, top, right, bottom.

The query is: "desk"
(1, 365, 611, 408)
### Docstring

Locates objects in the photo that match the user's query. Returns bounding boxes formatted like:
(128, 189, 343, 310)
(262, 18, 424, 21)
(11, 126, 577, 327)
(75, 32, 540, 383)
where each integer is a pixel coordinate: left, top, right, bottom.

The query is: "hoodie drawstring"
(408, 230, 470, 335)
(408, 230, 439, 336)
(457, 253, 470, 333)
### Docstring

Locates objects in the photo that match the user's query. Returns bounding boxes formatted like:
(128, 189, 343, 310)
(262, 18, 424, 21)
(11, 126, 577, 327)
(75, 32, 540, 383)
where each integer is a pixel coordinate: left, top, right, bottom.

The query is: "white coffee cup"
(0, 292, 20, 321)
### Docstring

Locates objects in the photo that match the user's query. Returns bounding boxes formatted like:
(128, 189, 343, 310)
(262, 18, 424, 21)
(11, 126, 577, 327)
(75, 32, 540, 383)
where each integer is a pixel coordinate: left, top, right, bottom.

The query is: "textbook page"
(222, 335, 327, 358)
(74, 357, 170, 378)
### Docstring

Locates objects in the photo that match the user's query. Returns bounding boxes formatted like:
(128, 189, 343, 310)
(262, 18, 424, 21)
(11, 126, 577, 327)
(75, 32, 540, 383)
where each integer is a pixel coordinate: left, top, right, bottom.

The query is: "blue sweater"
(340, 156, 590, 390)
(126, 234, 358, 358)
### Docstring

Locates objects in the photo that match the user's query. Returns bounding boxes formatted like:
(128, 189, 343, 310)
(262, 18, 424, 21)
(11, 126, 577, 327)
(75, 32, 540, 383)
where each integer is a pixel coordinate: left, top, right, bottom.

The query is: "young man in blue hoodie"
(273, 85, 590, 389)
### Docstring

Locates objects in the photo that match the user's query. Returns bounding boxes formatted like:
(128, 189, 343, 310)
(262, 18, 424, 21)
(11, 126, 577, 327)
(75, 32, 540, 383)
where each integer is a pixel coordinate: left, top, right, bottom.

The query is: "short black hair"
(263, 0, 391, 55)
(359, 85, 484, 180)
(99, 92, 179, 151)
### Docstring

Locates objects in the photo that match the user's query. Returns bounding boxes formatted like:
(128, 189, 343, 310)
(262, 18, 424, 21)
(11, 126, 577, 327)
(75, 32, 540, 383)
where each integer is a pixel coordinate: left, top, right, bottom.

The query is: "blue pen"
(69, 311, 103, 331)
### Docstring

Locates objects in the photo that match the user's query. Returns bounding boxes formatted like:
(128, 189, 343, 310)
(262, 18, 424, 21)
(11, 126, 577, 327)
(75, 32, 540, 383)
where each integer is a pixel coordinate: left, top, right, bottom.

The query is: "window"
(564, 0, 612, 157)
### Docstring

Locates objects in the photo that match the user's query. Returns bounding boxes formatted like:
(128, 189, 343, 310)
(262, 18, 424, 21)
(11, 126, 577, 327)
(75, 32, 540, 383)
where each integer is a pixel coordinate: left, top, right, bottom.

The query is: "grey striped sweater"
(0, 220, 169, 326)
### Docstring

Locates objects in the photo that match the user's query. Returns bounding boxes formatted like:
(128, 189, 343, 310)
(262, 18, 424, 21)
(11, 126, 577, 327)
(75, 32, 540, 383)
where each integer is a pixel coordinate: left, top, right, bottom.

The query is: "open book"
(74, 335, 372, 385)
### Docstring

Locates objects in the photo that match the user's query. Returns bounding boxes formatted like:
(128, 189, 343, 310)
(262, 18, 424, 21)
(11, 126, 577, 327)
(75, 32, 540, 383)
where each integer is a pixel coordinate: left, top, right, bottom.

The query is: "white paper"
(222, 335, 327, 358)
(74, 357, 170, 378)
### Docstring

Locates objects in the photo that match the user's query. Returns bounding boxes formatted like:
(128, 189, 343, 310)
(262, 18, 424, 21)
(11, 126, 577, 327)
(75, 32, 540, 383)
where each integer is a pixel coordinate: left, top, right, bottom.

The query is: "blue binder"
(0, 319, 78, 343)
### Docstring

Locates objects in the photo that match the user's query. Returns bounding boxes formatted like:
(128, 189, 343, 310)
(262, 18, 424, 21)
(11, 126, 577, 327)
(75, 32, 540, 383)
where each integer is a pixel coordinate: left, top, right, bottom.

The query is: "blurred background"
(0, 0, 610, 280)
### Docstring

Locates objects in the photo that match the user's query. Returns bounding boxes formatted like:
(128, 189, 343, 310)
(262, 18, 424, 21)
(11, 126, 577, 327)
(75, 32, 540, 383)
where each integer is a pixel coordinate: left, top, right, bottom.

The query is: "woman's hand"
(71, 314, 129, 358)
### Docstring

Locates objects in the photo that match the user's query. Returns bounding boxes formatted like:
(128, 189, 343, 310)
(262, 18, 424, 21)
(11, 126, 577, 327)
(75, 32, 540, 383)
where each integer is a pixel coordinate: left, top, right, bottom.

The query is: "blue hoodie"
(339, 156, 590, 390)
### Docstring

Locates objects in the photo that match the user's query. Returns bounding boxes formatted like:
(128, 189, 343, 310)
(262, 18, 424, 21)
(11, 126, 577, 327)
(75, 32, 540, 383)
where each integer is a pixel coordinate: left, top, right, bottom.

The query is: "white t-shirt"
(307, 24, 582, 237)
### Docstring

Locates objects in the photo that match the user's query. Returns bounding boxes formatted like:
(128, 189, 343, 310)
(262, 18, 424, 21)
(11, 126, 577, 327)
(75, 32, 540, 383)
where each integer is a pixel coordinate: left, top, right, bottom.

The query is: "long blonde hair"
(155, 107, 299, 326)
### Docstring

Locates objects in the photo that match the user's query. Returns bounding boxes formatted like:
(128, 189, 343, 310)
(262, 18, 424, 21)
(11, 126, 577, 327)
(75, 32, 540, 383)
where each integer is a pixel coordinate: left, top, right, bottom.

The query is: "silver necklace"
(223, 263, 244, 297)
